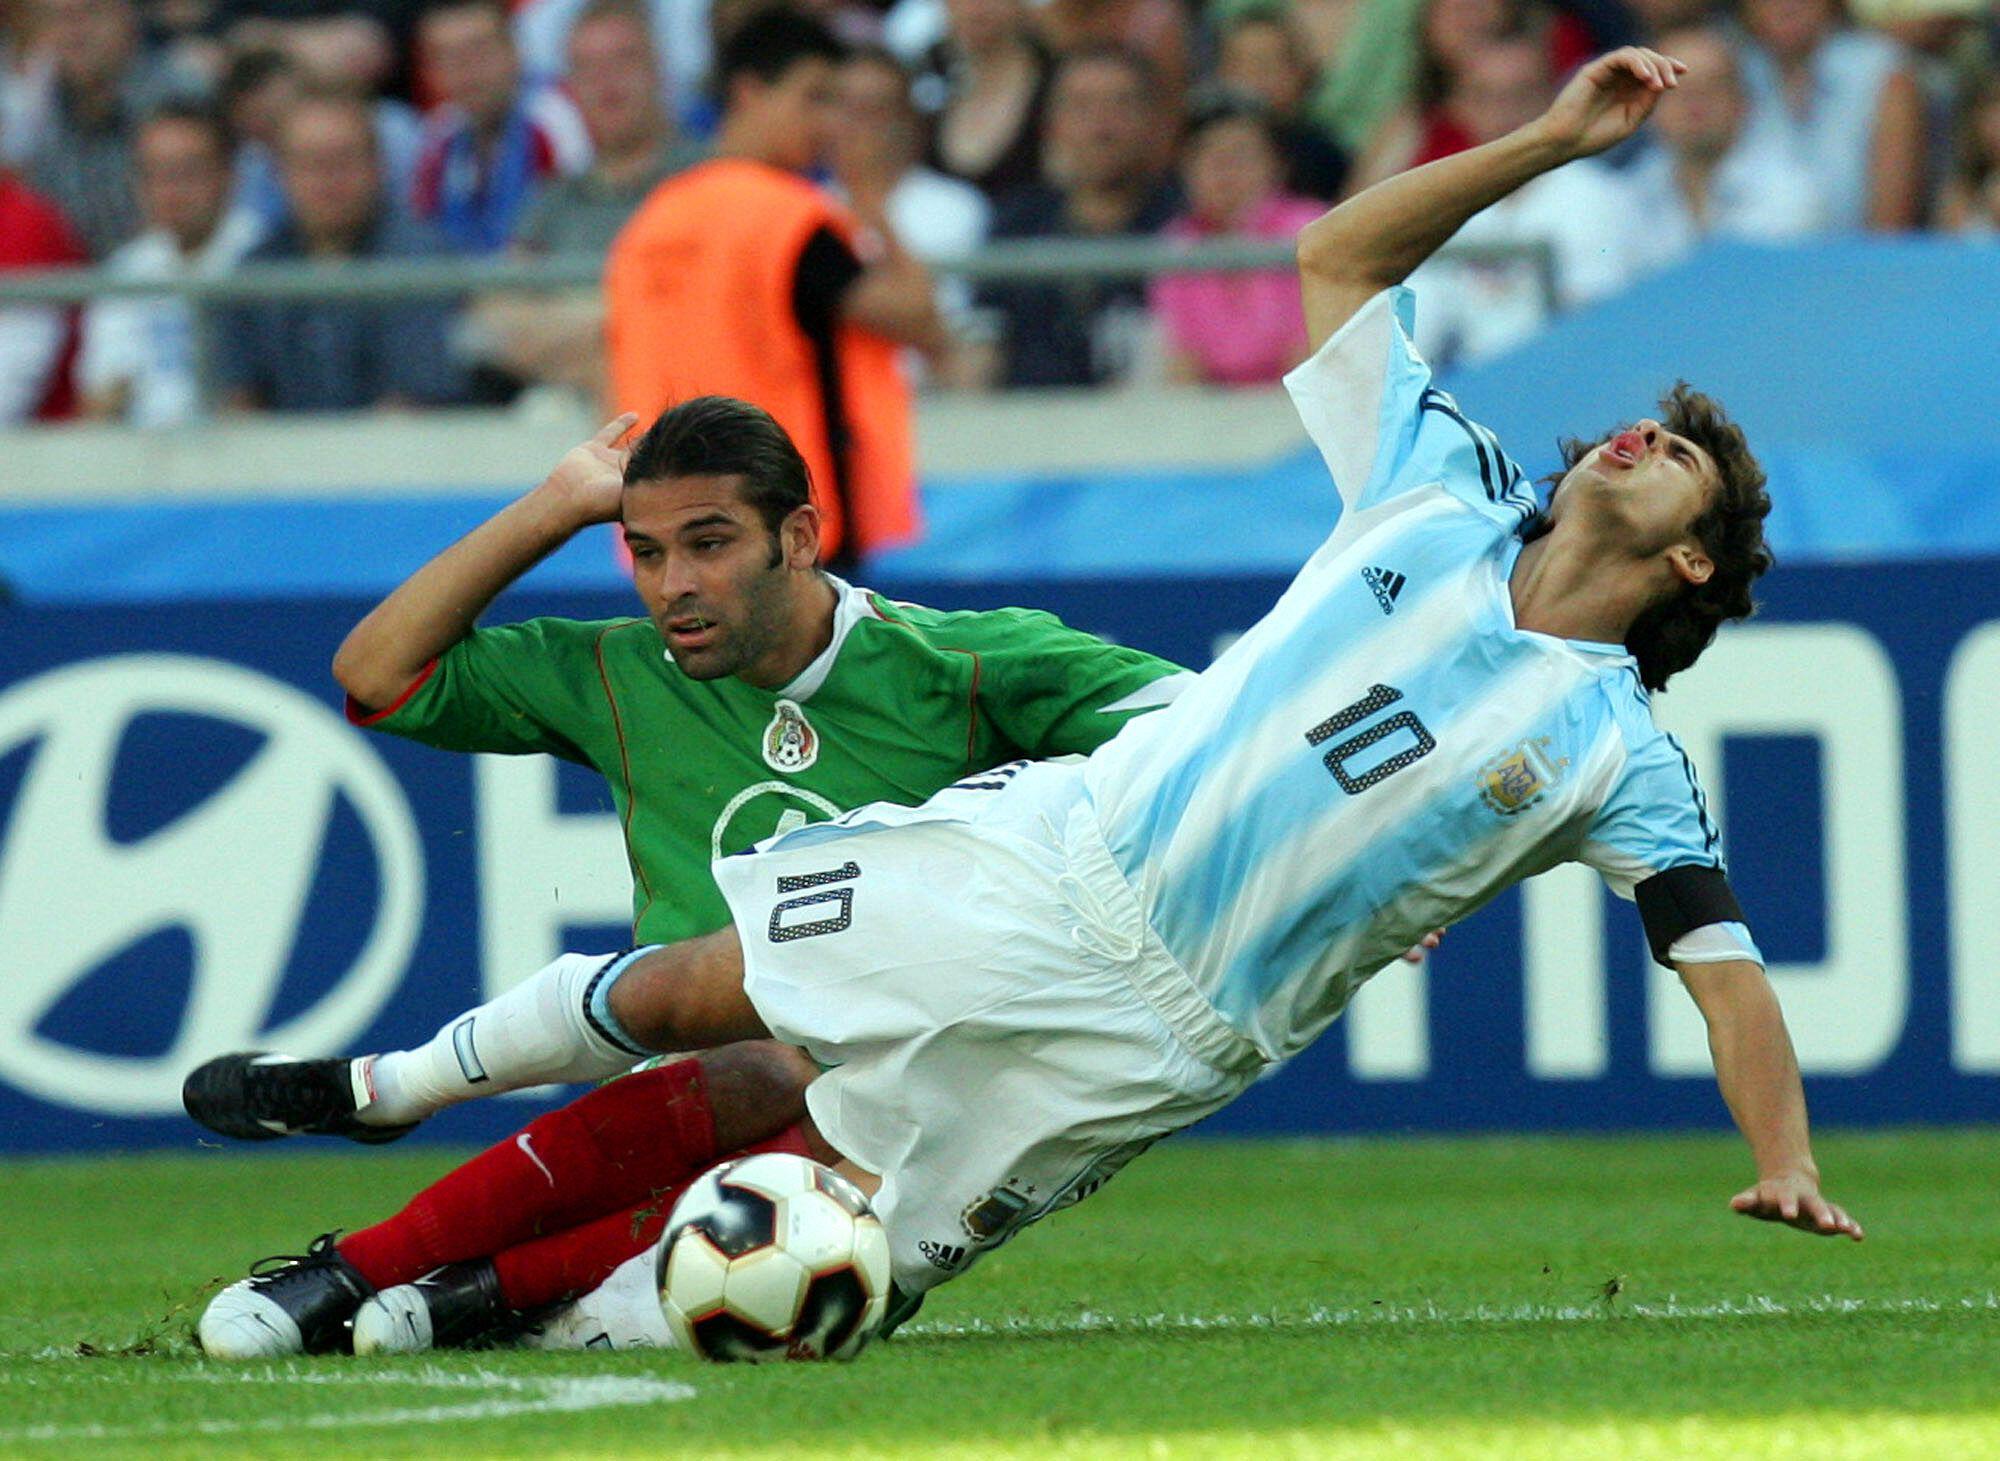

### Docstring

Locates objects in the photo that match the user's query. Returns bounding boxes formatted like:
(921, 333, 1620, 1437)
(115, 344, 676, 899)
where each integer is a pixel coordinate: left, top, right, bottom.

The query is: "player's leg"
(196, 1045, 813, 1359)
(339, 1043, 812, 1285)
(183, 931, 767, 1139)
(353, 1124, 818, 1354)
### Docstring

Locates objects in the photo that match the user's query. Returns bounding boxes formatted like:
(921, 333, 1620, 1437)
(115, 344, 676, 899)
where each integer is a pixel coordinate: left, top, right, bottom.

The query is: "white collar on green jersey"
(658, 573, 873, 702)
(776, 573, 875, 703)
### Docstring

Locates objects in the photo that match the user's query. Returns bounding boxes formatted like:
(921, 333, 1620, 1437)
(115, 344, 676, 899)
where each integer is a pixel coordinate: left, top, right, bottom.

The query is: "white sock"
(513, 1248, 674, 1351)
(359, 951, 649, 1125)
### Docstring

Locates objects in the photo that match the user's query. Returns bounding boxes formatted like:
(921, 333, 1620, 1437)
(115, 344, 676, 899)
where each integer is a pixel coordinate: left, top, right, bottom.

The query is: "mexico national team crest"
(762, 699, 819, 773)
(1477, 737, 1569, 816)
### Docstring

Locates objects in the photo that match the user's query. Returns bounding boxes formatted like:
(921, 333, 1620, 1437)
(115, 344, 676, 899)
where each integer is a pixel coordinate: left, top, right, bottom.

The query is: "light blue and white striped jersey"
(1082, 287, 1757, 1062)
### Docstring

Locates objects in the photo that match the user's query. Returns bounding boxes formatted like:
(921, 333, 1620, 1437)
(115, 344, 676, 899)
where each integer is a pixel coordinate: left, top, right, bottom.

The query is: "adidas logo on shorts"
(917, 1239, 968, 1272)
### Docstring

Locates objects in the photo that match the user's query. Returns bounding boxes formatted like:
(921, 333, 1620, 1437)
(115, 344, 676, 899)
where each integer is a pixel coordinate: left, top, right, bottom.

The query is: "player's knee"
(604, 929, 758, 1053)
(700, 1041, 814, 1149)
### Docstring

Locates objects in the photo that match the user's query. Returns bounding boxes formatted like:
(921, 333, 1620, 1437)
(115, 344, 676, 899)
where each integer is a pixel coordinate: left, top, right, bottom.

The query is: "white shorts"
(710, 761, 1267, 1298)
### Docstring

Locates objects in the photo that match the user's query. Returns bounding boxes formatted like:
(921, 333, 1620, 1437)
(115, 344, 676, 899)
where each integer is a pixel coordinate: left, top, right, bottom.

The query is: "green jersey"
(356, 578, 1187, 944)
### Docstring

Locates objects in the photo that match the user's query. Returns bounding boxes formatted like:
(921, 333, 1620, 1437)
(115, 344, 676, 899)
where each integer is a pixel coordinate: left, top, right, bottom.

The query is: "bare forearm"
(1298, 124, 1573, 292)
(1687, 962, 1817, 1179)
(333, 486, 588, 708)
(845, 263, 948, 354)
(1296, 48, 1683, 347)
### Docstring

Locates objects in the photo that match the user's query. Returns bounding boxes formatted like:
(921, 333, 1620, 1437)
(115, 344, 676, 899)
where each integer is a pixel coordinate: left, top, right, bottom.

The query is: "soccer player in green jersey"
(336, 396, 1189, 952)
(191, 392, 1188, 1144)
(184, 394, 1199, 1357)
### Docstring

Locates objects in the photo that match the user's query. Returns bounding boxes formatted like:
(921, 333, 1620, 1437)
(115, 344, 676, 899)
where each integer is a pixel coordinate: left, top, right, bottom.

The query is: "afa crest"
(761, 698, 819, 773)
(960, 1180, 1038, 1243)
(1477, 737, 1569, 816)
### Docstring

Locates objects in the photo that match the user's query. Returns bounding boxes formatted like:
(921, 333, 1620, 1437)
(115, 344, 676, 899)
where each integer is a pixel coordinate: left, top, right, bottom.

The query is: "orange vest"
(604, 158, 919, 560)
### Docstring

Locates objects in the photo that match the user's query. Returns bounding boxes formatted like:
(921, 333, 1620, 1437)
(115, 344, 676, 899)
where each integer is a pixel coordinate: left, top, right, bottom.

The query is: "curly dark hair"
(1551, 382, 1774, 693)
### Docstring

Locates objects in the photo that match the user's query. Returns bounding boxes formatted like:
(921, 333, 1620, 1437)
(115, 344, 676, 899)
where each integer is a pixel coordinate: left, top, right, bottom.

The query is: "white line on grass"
(902, 1291, 2000, 1341)
(0, 1369, 693, 1444)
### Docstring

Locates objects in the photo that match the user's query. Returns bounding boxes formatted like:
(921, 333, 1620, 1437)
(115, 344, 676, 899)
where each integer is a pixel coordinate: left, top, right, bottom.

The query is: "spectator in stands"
(1938, 71, 2000, 232)
(916, 0, 1054, 202)
(970, 45, 1179, 388)
(1282, 0, 1424, 156)
(412, 0, 588, 252)
(513, 0, 701, 256)
(1149, 99, 1320, 385)
(1347, 0, 1595, 189)
(1400, 32, 1643, 365)
(0, 162, 85, 422)
(1035, 0, 1189, 110)
(464, 0, 702, 398)
(1621, 25, 1822, 271)
(220, 47, 423, 235)
(78, 102, 264, 426)
(3, 0, 58, 165)
(604, 8, 939, 569)
(1212, 10, 1346, 199)
(831, 45, 988, 386)
(832, 47, 988, 274)
(214, 1, 439, 117)
(1737, 0, 1926, 229)
(1849, 0, 1991, 214)
(213, 87, 467, 411)
(22, 0, 201, 257)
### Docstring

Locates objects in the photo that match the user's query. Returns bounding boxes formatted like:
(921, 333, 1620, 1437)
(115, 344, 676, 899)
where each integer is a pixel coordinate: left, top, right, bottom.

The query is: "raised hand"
(541, 412, 639, 528)
(1534, 47, 1686, 161)
(1730, 1170, 1865, 1240)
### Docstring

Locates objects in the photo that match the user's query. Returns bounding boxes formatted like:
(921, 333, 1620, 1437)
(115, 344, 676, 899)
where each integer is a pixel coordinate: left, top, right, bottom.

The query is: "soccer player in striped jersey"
(197, 45, 1862, 1353)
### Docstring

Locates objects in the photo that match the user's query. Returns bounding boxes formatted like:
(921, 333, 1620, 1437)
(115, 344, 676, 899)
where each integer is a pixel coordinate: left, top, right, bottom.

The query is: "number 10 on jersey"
(1307, 684, 1436, 794)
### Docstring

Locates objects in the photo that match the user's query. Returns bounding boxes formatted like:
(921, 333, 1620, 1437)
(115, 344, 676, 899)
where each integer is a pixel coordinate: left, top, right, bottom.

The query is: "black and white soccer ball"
(657, 1151, 892, 1362)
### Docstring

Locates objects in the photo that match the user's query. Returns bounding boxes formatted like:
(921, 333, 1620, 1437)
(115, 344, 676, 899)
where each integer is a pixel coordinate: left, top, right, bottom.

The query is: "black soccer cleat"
(197, 1233, 377, 1358)
(351, 1261, 524, 1355)
(182, 1051, 417, 1144)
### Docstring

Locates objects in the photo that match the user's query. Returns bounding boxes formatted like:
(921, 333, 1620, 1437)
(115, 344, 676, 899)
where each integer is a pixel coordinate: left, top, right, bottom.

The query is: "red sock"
(340, 1057, 725, 1289)
(491, 1127, 813, 1310)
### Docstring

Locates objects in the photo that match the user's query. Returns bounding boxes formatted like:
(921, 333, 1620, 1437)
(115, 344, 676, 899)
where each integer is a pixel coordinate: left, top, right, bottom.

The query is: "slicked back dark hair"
(716, 7, 845, 98)
(1553, 382, 1773, 692)
(624, 396, 814, 543)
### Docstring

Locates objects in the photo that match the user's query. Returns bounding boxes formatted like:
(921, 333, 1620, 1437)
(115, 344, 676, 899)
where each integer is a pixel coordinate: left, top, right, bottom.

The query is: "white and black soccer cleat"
(197, 1233, 376, 1359)
(181, 1052, 415, 1144)
(351, 1261, 518, 1356)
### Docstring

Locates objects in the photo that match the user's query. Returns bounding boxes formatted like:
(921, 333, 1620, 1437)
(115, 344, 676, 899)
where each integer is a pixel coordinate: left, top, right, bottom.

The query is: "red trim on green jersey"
(594, 622, 655, 912)
(345, 659, 441, 727)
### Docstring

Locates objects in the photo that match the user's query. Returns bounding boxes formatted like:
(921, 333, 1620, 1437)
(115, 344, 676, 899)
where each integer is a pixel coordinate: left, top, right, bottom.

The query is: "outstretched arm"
(332, 414, 637, 710)
(1678, 958, 1863, 1240)
(1296, 46, 1686, 351)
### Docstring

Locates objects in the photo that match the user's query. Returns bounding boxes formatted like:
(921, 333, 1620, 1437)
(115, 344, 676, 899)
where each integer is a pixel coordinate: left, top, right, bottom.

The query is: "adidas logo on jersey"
(1362, 566, 1407, 614)
(918, 1239, 968, 1272)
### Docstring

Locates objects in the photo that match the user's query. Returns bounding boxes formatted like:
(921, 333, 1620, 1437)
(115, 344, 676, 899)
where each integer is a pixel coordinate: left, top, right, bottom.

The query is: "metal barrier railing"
(0, 237, 1557, 306)
(0, 237, 1556, 405)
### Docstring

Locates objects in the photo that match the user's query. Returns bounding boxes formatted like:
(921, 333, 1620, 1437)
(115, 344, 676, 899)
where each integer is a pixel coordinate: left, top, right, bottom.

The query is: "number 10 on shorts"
(767, 860, 861, 943)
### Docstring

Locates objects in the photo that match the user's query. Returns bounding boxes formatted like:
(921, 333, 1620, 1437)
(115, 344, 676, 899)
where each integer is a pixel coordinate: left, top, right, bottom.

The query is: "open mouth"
(665, 615, 719, 650)
(1604, 430, 1645, 468)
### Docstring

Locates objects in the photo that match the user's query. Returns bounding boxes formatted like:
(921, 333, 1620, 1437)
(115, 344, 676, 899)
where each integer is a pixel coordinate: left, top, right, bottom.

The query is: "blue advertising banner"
(1, 559, 1996, 1152)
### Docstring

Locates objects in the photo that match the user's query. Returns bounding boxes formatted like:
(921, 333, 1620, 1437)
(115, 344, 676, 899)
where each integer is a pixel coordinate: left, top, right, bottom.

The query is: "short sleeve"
(1283, 285, 1540, 527)
(895, 602, 1192, 758)
(1581, 727, 1761, 968)
(348, 617, 618, 763)
(1282, 286, 1431, 512)
(1580, 729, 1723, 897)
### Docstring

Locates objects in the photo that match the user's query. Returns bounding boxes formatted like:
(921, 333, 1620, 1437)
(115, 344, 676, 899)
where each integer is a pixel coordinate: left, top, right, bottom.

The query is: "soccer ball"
(657, 1151, 892, 1362)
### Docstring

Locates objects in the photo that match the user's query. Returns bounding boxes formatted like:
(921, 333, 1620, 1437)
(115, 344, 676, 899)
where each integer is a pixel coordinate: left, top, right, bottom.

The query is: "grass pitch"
(1, 1128, 1995, 1460)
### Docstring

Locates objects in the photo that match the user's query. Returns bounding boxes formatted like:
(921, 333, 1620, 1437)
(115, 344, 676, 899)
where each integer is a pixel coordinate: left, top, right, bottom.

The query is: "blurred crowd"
(2, 0, 1995, 426)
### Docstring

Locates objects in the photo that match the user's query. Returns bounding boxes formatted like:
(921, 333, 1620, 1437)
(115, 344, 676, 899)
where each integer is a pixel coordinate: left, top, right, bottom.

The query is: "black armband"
(1634, 865, 1746, 968)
